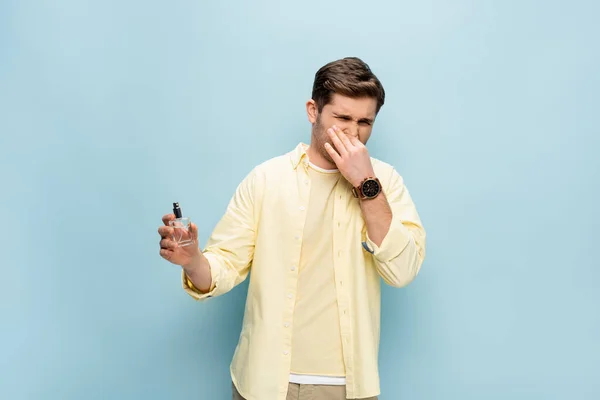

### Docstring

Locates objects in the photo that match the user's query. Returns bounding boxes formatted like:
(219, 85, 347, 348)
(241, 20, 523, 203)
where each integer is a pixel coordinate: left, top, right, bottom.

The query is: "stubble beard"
(311, 115, 336, 165)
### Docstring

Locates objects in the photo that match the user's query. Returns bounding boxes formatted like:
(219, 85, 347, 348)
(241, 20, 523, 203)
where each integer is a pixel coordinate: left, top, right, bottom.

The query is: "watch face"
(362, 179, 381, 198)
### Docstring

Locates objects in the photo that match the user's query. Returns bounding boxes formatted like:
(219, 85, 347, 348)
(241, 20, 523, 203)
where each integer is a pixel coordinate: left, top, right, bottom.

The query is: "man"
(158, 57, 426, 400)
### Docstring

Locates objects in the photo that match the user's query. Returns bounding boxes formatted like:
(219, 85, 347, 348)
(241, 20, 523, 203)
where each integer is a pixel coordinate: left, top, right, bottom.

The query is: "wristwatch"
(352, 177, 382, 200)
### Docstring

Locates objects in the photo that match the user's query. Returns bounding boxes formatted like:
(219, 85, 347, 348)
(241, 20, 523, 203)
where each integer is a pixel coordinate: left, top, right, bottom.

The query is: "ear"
(306, 99, 318, 124)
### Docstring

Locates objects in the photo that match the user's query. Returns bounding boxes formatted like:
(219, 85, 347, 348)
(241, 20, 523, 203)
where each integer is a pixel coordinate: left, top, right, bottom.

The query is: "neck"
(306, 143, 337, 171)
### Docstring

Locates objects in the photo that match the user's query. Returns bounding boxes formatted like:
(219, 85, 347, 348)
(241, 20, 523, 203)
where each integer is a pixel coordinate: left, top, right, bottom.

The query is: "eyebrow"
(333, 113, 374, 124)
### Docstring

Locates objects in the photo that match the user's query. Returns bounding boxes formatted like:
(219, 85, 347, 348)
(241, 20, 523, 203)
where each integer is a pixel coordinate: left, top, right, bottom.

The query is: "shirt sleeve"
(181, 168, 258, 301)
(362, 168, 426, 287)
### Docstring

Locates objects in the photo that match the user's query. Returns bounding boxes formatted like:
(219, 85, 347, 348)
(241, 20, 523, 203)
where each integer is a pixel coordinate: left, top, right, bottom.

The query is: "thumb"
(189, 222, 199, 241)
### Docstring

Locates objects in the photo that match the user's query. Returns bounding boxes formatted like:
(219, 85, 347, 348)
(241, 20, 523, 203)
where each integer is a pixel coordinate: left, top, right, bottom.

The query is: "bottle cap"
(173, 202, 182, 219)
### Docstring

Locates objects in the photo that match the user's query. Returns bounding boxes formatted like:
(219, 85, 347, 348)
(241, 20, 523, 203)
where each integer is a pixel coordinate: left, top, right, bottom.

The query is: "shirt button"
(283, 350, 289, 355)
(287, 293, 293, 299)
(291, 266, 296, 271)
(284, 323, 290, 328)
(295, 236, 300, 240)
(299, 206, 305, 211)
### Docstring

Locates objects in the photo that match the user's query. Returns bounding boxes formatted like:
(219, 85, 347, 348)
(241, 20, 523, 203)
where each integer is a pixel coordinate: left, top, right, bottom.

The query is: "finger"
(189, 222, 199, 241)
(160, 248, 174, 261)
(162, 214, 175, 226)
(333, 125, 353, 149)
(324, 142, 342, 165)
(327, 127, 348, 155)
(158, 226, 174, 238)
(160, 238, 178, 250)
(348, 135, 363, 147)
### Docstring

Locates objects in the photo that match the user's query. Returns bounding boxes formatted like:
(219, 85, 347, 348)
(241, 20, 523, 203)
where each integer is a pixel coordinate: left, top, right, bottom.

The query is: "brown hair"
(311, 57, 385, 113)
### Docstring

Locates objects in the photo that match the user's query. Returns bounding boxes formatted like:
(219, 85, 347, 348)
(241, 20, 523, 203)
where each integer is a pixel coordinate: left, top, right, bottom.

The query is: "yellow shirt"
(290, 162, 345, 377)
(183, 143, 426, 400)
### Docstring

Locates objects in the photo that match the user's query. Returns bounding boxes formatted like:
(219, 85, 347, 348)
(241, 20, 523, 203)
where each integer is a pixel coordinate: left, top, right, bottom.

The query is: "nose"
(341, 122, 359, 138)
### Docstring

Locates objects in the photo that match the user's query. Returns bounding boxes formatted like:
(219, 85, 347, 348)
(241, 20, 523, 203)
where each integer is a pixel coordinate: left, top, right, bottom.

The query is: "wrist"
(182, 248, 204, 273)
(182, 250, 212, 293)
(351, 177, 367, 188)
(352, 166, 376, 185)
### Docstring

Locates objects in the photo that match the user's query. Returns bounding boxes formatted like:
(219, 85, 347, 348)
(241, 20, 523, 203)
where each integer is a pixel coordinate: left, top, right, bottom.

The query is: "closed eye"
(334, 114, 373, 125)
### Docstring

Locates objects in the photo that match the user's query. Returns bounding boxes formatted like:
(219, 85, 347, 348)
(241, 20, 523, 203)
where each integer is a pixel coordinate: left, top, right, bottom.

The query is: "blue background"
(1, 0, 599, 399)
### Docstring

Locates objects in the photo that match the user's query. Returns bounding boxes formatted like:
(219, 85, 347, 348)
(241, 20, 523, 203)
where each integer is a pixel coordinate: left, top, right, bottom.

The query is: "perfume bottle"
(169, 202, 195, 247)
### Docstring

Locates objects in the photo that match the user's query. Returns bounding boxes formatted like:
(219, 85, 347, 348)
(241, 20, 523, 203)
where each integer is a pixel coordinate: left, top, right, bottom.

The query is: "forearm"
(359, 192, 393, 247)
(354, 166, 425, 288)
(182, 251, 212, 293)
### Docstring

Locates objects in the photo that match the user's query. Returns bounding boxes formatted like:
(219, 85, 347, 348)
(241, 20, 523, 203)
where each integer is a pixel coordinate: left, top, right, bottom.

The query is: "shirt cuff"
(181, 255, 218, 300)
(362, 218, 412, 263)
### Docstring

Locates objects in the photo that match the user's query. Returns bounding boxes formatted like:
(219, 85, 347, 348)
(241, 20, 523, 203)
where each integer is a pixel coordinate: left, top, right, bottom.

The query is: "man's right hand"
(158, 213, 201, 267)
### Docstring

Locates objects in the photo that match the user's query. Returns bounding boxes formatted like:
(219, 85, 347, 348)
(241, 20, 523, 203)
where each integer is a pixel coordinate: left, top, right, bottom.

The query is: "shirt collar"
(290, 142, 309, 170)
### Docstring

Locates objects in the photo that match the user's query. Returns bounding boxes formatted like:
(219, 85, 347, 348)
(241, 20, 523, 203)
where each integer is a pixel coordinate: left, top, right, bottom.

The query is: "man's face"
(308, 93, 378, 165)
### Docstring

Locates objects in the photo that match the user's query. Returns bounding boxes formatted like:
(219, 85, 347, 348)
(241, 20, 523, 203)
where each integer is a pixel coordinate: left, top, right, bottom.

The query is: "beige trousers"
(232, 381, 378, 400)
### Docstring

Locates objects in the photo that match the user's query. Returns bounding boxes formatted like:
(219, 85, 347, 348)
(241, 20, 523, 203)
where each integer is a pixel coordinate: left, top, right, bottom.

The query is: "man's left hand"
(325, 125, 375, 187)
